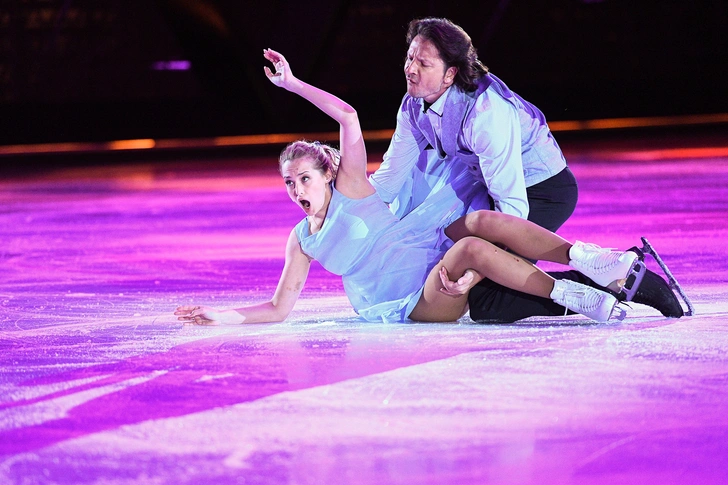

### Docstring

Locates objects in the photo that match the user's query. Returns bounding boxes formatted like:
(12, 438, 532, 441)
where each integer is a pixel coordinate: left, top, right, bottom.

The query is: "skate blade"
(639, 237, 695, 316)
(610, 305, 627, 322)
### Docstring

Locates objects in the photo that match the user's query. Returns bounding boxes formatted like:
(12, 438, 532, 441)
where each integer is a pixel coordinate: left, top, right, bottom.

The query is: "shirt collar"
(422, 86, 452, 117)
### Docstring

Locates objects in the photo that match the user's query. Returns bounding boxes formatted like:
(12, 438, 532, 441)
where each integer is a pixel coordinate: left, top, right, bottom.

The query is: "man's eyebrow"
(410, 51, 434, 63)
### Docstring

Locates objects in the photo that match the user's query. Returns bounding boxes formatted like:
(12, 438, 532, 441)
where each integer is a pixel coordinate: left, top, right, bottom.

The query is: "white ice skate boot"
(568, 241, 640, 287)
(550, 279, 623, 323)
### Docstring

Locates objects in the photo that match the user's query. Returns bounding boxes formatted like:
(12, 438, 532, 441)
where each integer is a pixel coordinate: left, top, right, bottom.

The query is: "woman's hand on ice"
(438, 267, 476, 297)
(174, 305, 242, 326)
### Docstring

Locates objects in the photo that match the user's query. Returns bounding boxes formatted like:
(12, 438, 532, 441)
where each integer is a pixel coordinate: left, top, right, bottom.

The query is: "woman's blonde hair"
(279, 140, 340, 179)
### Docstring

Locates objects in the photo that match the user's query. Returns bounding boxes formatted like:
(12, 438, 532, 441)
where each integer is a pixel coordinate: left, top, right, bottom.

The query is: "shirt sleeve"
(464, 90, 529, 219)
(369, 101, 428, 204)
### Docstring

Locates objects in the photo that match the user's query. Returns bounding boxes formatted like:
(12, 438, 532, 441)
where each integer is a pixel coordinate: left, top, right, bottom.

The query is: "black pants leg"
(467, 167, 590, 323)
(467, 270, 600, 322)
(524, 166, 579, 232)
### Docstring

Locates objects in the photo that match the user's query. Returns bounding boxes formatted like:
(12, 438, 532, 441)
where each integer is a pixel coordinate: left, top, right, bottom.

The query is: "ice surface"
(1, 140, 727, 484)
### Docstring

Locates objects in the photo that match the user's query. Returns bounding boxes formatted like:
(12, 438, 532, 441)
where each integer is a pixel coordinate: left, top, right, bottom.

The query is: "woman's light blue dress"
(294, 162, 481, 322)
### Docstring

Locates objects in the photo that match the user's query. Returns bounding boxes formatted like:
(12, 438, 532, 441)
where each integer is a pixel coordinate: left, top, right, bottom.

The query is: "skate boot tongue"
(569, 241, 640, 288)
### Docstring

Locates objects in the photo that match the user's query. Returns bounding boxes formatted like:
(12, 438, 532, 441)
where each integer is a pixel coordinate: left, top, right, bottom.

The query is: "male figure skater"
(370, 17, 683, 320)
(371, 17, 577, 232)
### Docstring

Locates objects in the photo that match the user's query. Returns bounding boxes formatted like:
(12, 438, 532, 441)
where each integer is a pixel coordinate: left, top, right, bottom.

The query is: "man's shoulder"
(469, 75, 518, 113)
(471, 75, 496, 98)
(444, 77, 497, 116)
(446, 77, 492, 104)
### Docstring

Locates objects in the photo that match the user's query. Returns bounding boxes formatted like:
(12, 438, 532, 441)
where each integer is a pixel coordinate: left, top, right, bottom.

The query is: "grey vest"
(406, 74, 567, 187)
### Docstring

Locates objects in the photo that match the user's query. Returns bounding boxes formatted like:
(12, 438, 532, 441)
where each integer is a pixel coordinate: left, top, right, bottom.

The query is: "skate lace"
(579, 243, 622, 274)
(560, 289, 626, 321)
(562, 289, 602, 315)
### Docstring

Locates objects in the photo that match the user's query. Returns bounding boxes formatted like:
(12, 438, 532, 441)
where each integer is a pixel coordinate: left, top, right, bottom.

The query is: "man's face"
(404, 35, 457, 104)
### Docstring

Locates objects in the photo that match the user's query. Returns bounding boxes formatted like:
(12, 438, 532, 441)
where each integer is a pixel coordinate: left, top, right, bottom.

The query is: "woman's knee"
(451, 236, 494, 263)
(466, 210, 514, 237)
(465, 210, 493, 232)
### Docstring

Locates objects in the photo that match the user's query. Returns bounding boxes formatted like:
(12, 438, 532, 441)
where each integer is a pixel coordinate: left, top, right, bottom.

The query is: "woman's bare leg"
(445, 210, 572, 264)
(409, 236, 556, 322)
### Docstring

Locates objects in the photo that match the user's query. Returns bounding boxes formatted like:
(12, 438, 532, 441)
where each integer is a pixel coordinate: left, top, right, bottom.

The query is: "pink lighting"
(0, 136, 727, 484)
(151, 60, 192, 71)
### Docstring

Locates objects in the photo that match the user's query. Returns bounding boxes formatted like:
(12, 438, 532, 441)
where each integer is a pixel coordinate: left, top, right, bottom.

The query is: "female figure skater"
(175, 49, 640, 325)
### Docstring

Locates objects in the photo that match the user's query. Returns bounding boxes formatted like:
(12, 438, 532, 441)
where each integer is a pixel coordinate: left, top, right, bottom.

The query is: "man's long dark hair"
(406, 18, 488, 92)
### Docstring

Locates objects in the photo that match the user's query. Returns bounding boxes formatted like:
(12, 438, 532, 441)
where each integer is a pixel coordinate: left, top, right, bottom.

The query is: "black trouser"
(467, 167, 595, 322)
(522, 166, 580, 234)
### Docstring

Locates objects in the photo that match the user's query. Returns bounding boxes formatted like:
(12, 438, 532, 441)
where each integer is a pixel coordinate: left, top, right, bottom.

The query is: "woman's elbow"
(269, 300, 294, 322)
(342, 107, 358, 124)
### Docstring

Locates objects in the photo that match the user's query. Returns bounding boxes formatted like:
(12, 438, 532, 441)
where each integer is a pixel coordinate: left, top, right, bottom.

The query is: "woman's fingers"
(174, 305, 195, 315)
(438, 267, 460, 297)
(263, 48, 285, 67)
(174, 305, 207, 324)
(263, 49, 287, 85)
(438, 266, 473, 297)
(263, 48, 276, 61)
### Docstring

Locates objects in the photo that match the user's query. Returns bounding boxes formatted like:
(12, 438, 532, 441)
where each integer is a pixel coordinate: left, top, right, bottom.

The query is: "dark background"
(1, 0, 726, 146)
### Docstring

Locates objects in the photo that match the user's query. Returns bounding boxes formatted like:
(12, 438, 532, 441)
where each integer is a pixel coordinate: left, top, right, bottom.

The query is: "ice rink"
(1, 131, 727, 484)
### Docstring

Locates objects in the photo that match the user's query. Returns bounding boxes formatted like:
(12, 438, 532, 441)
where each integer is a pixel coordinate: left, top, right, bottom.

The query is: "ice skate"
(550, 279, 624, 323)
(623, 268, 684, 318)
(569, 241, 641, 288)
(615, 246, 647, 302)
(617, 237, 693, 317)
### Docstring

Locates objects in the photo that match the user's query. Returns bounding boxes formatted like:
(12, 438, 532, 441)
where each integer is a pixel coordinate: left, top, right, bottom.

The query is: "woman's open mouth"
(300, 199, 310, 209)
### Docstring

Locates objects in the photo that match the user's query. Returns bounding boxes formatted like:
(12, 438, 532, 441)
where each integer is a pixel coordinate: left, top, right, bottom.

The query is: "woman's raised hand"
(263, 48, 296, 90)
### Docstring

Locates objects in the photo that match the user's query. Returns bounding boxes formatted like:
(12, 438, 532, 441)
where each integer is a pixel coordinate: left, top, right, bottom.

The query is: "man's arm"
(369, 100, 429, 203)
(464, 91, 529, 219)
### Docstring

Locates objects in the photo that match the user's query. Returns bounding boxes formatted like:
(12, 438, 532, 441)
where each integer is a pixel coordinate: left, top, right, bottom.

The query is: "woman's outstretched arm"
(263, 48, 373, 198)
(175, 229, 311, 325)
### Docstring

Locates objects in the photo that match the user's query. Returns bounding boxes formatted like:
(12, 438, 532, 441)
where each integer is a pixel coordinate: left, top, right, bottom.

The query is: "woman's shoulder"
(332, 182, 378, 202)
(292, 215, 311, 240)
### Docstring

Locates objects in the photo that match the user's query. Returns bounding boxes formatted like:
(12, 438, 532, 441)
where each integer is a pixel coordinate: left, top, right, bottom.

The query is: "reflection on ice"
(1, 150, 728, 484)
